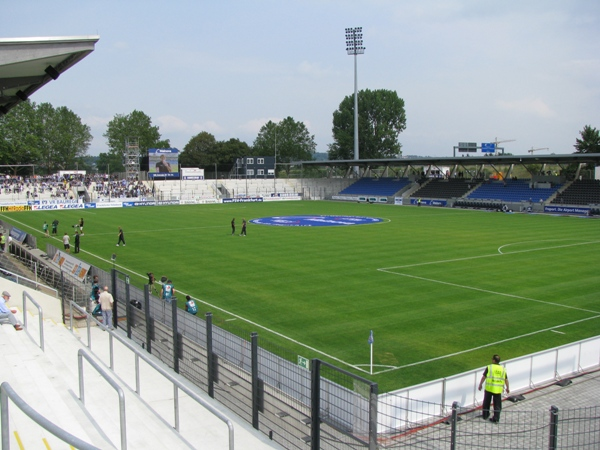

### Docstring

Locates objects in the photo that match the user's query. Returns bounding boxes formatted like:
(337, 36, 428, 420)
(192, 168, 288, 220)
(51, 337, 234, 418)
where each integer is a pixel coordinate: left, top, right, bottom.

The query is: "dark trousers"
(482, 390, 502, 422)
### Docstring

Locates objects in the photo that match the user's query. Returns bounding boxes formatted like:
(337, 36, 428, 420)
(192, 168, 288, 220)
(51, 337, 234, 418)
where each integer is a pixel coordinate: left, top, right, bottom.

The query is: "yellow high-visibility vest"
(485, 364, 506, 394)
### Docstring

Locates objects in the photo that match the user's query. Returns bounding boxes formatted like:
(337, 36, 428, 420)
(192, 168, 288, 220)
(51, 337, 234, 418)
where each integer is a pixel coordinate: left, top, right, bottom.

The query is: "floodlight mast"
(346, 27, 365, 174)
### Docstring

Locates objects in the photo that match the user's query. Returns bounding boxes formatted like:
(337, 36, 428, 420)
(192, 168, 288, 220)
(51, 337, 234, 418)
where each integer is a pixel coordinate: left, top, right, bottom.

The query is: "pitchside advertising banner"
(51, 250, 90, 282)
(9, 227, 27, 244)
(148, 148, 179, 179)
(408, 198, 448, 206)
(545, 205, 591, 215)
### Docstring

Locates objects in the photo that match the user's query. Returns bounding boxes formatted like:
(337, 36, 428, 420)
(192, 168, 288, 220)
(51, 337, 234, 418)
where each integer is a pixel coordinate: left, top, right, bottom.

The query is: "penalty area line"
(380, 239, 600, 271)
(377, 269, 600, 315)
(370, 314, 600, 375)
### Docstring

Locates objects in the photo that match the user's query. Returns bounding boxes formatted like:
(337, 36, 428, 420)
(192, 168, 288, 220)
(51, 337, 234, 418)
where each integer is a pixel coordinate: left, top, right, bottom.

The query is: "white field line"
(377, 270, 600, 315)
(371, 240, 600, 374)
(370, 314, 600, 375)
(6, 214, 598, 375)
(1, 214, 364, 371)
(380, 239, 600, 271)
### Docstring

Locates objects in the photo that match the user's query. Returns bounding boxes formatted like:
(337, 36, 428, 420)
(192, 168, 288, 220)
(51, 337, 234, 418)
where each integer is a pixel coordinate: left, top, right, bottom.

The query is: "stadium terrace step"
(0, 280, 283, 449)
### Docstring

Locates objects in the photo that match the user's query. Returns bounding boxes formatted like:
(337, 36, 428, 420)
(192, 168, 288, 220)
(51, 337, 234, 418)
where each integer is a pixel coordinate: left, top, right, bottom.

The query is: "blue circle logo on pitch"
(250, 215, 384, 227)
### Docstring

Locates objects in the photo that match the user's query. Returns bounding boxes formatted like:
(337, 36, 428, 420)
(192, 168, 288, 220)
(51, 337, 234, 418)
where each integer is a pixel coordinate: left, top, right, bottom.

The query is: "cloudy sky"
(4, 0, 599, 157)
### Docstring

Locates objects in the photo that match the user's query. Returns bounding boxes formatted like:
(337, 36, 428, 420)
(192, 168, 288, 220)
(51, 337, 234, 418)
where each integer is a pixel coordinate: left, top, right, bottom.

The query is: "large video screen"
(148, 148, 179, 179)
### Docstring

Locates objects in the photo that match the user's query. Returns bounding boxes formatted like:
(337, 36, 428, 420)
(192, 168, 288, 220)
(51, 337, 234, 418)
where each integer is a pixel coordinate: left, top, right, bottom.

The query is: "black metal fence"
(47, 248, 377, 450)
(2, 238, 599, 449)
(376, 396, 600, 449)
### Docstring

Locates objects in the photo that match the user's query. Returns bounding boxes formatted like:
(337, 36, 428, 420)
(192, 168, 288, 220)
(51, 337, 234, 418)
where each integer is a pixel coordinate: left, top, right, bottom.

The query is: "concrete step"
(0, 314, 193, 449)
(1, 305, 283, 449)
(0, 317, 112, 448)
(76, 322, 283, 449)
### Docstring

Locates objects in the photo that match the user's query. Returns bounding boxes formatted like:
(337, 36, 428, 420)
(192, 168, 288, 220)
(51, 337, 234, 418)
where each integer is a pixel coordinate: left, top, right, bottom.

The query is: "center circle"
(250, 215, 384, 227)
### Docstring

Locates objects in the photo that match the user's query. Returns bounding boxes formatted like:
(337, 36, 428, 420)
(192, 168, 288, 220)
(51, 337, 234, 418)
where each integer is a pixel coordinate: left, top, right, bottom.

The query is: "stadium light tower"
(345, 27, 365, 171)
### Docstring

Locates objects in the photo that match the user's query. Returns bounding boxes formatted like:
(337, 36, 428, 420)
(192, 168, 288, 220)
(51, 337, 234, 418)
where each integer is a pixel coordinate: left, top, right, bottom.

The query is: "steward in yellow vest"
(478, 354, 510, 423)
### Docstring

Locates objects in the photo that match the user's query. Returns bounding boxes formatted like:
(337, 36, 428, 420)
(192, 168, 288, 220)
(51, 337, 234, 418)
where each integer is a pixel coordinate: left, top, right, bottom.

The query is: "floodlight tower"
(346, 27, 365, 172)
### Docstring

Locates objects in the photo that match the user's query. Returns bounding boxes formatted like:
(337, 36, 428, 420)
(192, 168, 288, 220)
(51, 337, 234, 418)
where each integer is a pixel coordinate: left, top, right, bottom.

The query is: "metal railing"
(22, 291, 44, 351)
(1, 382, 100, 450)
(0, 266, 58, 297)
(377, 399, 600, 449)
(78, 348, 128, 450)
(69, 301, 93, 348)
(378, 335, 600, 432)
(69, 301, 235, 450)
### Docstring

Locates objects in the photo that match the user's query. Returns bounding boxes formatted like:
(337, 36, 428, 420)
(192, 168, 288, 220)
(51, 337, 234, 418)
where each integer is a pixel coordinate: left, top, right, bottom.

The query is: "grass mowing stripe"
(378, 269, 600, 315)
(3, 202, 598, 391)
(371, 314, 600, 375)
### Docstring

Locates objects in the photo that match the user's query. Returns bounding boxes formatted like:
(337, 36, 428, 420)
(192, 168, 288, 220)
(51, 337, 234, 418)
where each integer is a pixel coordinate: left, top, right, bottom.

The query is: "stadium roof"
(0, 35, 99, 116)
(301, 153, 600, 172)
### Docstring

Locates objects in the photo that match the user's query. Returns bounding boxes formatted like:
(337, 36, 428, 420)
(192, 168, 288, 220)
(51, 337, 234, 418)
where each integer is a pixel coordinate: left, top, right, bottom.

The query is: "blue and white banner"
(544, 205, 590, 216)
(223, 197, 264, 204)
(410, 198, 448, 207)
(9, 227, 27, 244)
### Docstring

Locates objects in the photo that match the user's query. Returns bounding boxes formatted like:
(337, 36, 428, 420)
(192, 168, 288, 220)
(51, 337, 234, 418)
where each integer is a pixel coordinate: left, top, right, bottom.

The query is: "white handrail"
(1, 382, 100, 450)
(69, 301, 235, 450)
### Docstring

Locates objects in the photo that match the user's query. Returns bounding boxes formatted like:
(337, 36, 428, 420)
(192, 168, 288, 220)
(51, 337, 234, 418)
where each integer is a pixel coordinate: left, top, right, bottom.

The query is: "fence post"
(310, 358, 321, 450)
(110, 269, 117, 329)
(125, 275, 132, 338)
(450, 401, 459, 450)
(171, 299, 179, 373)
(144, 285, 152, 353)
(548, 405, 559, 450)
(369, 382, 378, 450)
(60, 271, 66, 324)
(251, 332, 259, 429)
(206, 312, 214, 398)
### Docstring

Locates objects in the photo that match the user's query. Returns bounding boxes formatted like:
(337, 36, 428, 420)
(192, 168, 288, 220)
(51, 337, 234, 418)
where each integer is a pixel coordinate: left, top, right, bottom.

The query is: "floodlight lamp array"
(345, 27, 365, 55)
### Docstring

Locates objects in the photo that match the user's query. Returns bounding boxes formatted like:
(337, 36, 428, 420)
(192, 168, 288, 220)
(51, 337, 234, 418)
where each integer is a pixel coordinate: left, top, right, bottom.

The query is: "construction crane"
(492, 137, 516, 155)
(527, 147, 549, 154)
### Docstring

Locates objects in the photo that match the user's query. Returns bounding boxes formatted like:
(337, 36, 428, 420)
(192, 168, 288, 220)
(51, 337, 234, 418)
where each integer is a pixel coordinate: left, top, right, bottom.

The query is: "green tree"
(180, 134, 251, 176)
(0, 101, 41, 174)
(0, 101, 91, 175)
(38, 104, 92, 174)
(96, 152, 125, 174)
(103, 110, 167, 160)
(574, 125, 600, 154)
(215, 138, 252, 170)
(253, 117, 316, 175)
(180, 132, 218, 168)
(329, 88, 406, 160)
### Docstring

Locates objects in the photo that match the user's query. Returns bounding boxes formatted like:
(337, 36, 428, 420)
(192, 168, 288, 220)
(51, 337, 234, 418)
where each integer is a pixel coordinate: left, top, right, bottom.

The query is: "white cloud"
(83, 115, 110, 128)
(495, 98, 556, 118)
(192, 121, 223, 134)
(156, 115, 224, 136)
(297, 61, 331, 78)
(239, 118, 281, 134)
(156, 115, 190, 133)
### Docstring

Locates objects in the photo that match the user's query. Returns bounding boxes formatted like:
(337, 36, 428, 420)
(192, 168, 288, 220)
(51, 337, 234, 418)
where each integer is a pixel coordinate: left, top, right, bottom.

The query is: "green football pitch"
(4, 201, 599, 392)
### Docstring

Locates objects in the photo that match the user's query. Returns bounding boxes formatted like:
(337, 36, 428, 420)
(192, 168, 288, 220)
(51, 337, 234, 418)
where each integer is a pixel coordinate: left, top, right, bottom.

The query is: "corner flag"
(368, 330, 374, 345)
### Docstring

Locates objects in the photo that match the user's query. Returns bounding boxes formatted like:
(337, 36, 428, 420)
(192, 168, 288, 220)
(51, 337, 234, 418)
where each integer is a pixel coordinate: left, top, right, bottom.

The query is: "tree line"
(0, 90, 598, 176)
